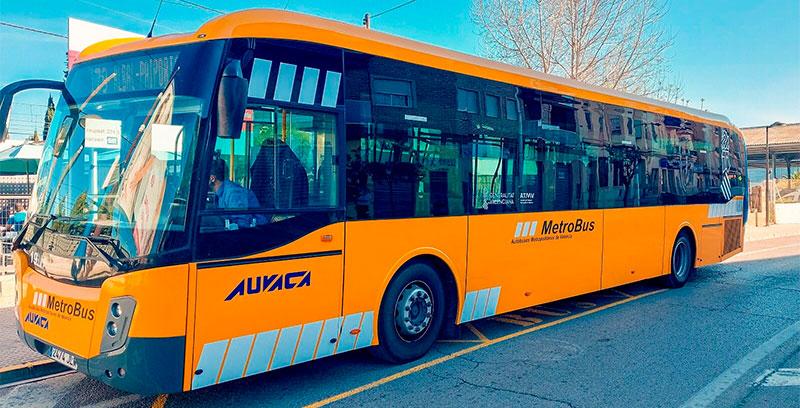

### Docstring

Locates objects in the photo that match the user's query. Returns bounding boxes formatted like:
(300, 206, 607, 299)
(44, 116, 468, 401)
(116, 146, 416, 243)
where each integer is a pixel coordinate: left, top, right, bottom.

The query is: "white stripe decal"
(297, 67, 320, 105)
(514, 222, 524, 238)
(528, 221, 538, 236)
(521, 221, 531, 237)
(320, 71, 341, 107)
(273, 63, 297, 102)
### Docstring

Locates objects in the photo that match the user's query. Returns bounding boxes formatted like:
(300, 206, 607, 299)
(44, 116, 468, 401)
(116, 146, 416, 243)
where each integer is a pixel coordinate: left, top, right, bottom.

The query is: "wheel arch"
(383, 250, 463, 332)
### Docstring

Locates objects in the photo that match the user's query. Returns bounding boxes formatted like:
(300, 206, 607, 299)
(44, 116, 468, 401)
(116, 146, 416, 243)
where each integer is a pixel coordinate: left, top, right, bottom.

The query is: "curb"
(0, 359, 70, 387)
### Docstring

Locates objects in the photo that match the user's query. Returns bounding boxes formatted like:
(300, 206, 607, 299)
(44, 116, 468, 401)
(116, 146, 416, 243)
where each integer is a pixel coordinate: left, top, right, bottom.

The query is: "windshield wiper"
(16, 214, 85, 250)
(76, 234, 133, 272)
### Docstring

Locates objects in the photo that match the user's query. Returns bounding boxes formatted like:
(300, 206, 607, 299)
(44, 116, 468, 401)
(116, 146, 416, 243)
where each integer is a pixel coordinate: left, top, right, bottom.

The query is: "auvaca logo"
(225, 271, 311, 301)
(24, 311, 49, 329)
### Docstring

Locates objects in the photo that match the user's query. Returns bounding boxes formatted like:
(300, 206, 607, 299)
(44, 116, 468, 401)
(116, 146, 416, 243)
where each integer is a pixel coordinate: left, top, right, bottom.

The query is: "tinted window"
(345, 53, 470, 219)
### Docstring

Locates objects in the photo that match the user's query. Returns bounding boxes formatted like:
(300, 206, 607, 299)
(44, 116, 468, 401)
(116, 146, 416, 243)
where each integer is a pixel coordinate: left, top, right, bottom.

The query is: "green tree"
(42, 95, 55, 141)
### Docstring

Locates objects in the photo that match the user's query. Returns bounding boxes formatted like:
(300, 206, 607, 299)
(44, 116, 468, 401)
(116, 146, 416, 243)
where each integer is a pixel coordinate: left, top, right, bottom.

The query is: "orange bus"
(1, 9, 747, 394)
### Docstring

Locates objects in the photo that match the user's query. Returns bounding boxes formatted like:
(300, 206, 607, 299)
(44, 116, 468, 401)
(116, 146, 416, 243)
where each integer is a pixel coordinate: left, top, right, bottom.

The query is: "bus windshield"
(21, 41, 223, 281)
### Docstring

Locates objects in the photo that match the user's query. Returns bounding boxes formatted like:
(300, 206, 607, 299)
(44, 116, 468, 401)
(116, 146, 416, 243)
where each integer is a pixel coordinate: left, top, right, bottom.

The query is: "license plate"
(49, 347, 77, 370)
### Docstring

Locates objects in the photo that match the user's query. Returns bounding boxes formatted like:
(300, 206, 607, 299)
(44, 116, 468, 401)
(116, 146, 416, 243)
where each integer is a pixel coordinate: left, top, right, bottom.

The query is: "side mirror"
(216, 60, 248, 139)
(0, 79, 70, 142)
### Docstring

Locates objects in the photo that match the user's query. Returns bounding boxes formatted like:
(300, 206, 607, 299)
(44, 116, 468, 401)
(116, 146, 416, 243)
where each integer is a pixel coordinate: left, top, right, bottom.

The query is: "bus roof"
(78, 9, 735, 130)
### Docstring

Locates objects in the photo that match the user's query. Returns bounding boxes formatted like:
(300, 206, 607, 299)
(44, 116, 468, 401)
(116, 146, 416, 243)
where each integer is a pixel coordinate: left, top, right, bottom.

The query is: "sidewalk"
(744, 222, 800, 242)
(0, 307, 46, 368)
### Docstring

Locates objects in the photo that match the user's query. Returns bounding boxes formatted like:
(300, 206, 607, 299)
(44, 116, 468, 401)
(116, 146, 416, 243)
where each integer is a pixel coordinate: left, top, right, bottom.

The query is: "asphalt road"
(1, 235, 798, 408)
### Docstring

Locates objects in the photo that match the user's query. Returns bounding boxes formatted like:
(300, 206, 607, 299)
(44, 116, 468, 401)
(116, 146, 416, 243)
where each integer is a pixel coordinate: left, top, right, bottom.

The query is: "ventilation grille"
(723, 218, 742, 255)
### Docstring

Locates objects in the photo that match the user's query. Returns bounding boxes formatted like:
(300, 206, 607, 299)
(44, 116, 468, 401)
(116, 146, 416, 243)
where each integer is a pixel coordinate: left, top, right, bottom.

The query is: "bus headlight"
(99, 297, 136, 354)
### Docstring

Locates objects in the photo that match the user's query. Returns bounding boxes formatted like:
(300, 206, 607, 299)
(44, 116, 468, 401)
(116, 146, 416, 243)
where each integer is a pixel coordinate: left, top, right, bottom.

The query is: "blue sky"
(1, 0, 798, 132)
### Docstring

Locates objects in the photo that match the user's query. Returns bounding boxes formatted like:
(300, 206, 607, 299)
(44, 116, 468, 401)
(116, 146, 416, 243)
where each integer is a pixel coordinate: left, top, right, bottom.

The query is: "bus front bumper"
(16, 321, 185, 395)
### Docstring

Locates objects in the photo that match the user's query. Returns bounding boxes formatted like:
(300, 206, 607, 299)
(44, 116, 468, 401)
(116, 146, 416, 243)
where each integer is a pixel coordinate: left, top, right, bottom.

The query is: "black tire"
(662, 231, 694, 288)
(371, 262, 446, 363)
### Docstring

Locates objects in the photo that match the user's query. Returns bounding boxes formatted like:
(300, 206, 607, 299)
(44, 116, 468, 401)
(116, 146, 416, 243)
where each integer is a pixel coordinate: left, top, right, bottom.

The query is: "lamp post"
(765, 121, 784, 225)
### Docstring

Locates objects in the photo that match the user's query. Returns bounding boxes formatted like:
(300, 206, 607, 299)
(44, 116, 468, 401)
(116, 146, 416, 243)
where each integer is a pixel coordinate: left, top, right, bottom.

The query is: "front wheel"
(663, 232, 694, 288)
(371, 262, 446, 363)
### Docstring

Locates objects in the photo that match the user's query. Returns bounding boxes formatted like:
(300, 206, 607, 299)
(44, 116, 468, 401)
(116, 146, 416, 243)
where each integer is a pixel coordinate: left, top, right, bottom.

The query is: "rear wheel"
(663, 232, 694, 288)
(371, 262, 445, 363)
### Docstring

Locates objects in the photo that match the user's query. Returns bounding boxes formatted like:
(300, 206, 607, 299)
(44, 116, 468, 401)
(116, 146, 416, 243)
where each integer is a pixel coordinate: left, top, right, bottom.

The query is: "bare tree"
(472, 0, 682, 102)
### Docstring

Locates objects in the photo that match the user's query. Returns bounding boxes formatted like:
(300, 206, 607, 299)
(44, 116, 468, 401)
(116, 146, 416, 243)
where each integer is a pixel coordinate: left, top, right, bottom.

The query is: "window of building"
(457, 88, 479, 113)
(505, 98, 518, 120)
(485, 94, 500, 118)
(373, 78, 414, 108)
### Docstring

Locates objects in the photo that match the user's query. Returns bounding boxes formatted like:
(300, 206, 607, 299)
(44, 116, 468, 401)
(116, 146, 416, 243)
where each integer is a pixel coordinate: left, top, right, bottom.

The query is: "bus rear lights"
(99, 297, 136, 354)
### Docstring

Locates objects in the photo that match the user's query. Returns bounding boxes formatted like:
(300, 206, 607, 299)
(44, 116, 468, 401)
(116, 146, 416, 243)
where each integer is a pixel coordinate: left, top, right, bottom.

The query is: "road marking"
(0, 359, 54, 374)
(82, 395, 142, 408)
(490, 317, 535, 326)
(679, 320, 800, 408)
(505, 314, 544, 324)
(610, 289, 633, 298)
(464, 323, 489, 342)
(151, 394, 169, 408)
(524, 307, 570, 317)
(305, 288, 667, 408)
(754, 368, 800, 387)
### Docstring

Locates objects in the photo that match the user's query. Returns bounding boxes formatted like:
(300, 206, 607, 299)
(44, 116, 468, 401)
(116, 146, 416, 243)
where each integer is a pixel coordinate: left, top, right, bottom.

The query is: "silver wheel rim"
(394, 280, 434, 342)
(673, 240, 690, 281)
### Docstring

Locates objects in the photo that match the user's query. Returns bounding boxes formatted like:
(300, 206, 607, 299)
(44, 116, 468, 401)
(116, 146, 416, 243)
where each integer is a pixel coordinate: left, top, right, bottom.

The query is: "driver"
(209, 158, 262, 227)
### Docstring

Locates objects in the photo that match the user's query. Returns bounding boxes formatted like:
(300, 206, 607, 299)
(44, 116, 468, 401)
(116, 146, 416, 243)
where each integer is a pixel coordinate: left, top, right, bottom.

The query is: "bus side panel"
(189, 223, 344, 390)
(662, 204, 707, 274)
(601, 206, 665, 289)
(465, 210, 603, 322)
(699, 223, 724, 266)
(343, 216, 468, 341)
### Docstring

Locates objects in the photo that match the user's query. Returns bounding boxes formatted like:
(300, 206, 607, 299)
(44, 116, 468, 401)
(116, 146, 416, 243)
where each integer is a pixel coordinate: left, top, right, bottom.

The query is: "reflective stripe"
(298, 67, 320, 105)
(192, 339, 229, 389)
(293, 321, 323, 365)
(270, 325, 302, 370)
(247, 58, 272, 99)
(514, 222, 524, 238)
(485, 287, 501, 316)
(355, 311, 374, 349)
(471, 288, 490, 320)
(321, 71, 341, 107)
(521, 221, 531, 237)
(244, 329, 278, 376)
(314, 317, 341, 359)
(460, 291, 477, 323)
(273, 63, 297, 102)
(528, 221, 538, 236)
(218, 334, 254, 383)
(335, 312, 363, 353)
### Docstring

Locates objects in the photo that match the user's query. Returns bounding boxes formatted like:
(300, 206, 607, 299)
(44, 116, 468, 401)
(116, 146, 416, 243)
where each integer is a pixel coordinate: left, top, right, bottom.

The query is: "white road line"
(755, 368, 800, 387)
(679, 320, 800, 408)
